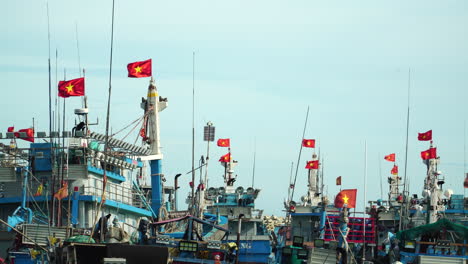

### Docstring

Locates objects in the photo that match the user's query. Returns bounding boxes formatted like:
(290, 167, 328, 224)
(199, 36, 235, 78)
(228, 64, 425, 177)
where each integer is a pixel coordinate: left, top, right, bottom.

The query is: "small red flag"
(418, 130, 432, 141)
(219, 153, 231, 163)
(127, 59, 152, 78)
(336, 176, 342, 186)
(421, 148, 437, 160)
(384, 153, 395, 162)
(334, 189, 357, 208)
(7, 126, 14, 132)
(464, 176, 468, 188)
(302, 139, 316, 148)
(217, 138, 230, 147)
(54, 182, 69, 200)
(305, 160, 319, 169)
(391, 165, 398, 175)
(58, 77, 85, 98)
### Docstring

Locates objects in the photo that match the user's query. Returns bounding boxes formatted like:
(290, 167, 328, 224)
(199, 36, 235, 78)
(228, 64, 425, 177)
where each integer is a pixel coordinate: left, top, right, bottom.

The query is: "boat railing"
(81, 180, 148, 208)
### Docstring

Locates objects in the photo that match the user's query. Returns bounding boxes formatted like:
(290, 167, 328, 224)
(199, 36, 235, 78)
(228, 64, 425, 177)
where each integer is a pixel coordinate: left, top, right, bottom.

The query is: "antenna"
(75, 21, 81, 76)
(379, 152, 383, 199)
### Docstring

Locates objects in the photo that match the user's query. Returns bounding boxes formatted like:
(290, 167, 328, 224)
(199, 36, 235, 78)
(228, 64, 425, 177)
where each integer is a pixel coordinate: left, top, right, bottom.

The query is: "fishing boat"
(203, 155, 272, 264)
(0, 76, 239, 264)
(368, 137, 468, 263)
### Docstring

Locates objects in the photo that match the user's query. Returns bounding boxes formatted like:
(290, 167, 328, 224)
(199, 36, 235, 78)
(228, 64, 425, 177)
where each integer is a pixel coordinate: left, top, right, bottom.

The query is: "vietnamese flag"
(58, 77, 85, 98)
(7, 126, 14, 132)
(127, 59, 152, 78)
(302, 139, 316, 148)
(418, 130, 432, 141)
(384, 153, 395, 162)
(219, 153, 231, 163)
(334, 189, 357, 208)
(217, 138, 230, 147)
(305, 160, 319, 169)
(391, 165, 398, 175)
(336, 176, 342, 186)
(421, 147, 437, 160)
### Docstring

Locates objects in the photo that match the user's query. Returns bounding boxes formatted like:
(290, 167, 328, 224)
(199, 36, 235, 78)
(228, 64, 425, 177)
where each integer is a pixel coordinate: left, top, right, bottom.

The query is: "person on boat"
(336, 206, 350, 264)
(93, 213, 111, 242)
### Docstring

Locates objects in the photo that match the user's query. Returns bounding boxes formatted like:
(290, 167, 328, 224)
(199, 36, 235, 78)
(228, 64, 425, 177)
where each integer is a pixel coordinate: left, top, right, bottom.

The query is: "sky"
(1, 1, 468, 216)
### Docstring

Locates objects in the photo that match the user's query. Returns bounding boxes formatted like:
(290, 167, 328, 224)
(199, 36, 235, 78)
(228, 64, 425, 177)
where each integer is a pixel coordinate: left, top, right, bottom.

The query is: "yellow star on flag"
(66, 84, 74, 93)
(307, 142, 311, 146)
(134, 66, 142, 73)
(342, 194, 349, 204)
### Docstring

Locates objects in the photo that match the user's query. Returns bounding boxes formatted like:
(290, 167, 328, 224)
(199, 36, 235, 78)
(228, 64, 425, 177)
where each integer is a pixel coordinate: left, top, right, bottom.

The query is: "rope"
(110, 114, 144, 139)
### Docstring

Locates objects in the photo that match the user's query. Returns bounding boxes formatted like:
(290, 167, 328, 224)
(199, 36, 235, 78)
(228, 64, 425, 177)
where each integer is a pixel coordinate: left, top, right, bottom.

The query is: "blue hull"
(228, 239, 271, 263)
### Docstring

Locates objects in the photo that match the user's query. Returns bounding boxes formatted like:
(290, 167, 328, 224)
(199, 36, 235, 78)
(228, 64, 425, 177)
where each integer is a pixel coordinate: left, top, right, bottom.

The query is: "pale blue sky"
(2, 1, 468, 215)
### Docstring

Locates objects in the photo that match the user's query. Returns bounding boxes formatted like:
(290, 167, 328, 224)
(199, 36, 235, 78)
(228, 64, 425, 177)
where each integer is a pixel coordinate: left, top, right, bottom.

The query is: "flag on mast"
(305, 160, 319, 169)
(384, 153, 395, 162)
(58, 77, 85, 98)
(334, 189, 357, 208)
(418, 130, 432, 141)
(336, 176, 342, 186)
(302, 139, 315, 148)
(421, 148, 437, 160)
(217, 138, 230, 147)
(127, 59, 152, 78)
(219, 153, 231, 163)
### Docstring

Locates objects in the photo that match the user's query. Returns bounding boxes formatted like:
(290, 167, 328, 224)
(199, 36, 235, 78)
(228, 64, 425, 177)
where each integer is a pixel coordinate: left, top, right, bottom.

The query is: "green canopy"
(396, 218, 468, 241)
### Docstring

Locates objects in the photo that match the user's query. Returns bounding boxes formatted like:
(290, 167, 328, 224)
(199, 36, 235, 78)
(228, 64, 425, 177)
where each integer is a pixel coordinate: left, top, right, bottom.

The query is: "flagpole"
(290, 106, 310, 202)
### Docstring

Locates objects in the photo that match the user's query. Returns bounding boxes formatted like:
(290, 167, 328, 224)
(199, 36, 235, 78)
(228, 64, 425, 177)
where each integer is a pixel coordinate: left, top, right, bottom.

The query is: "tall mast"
(290, 106, 310, 202)
(191, 51, 196, 211)
(400, 68, 411, 231)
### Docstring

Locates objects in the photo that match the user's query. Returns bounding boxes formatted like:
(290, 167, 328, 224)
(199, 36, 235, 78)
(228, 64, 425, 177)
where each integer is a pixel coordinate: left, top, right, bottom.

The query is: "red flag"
(334, 189, 357, 208)
(418, 130, 432, 141)
(17, 128, 35, 142)
(58, 77, 85, 98)
(384, 153, 395, 162)
(391, 165, 398, 175)
(336, 176, 342, 186)
(54, 182, 69, 200)
(305, 160, 319, 169)
(464, 177, 468, 188)
(217, 138, 230, 147)
(302, 139, 316, 148)
(7, 127, 14, 132)
(127, 59, 152, 78)
(219, 153, 231, 162)
(421, 148, 437, 160)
